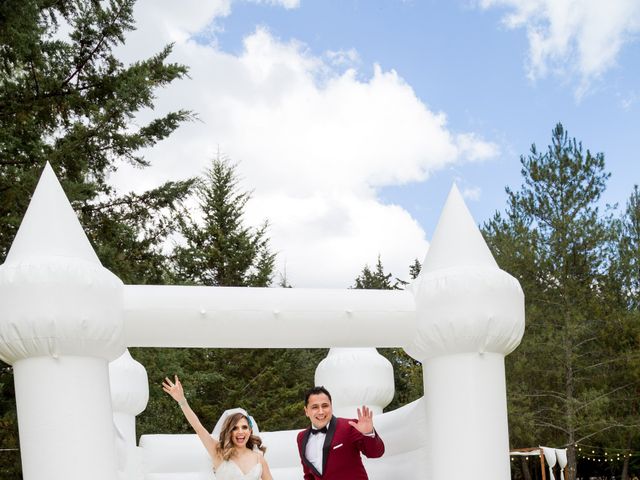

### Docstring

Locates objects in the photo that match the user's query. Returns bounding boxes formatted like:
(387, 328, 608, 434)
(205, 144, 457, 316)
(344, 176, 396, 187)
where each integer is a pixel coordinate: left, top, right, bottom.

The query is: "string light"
(573, 443, 636, 463)
(511, 444, 637, 469)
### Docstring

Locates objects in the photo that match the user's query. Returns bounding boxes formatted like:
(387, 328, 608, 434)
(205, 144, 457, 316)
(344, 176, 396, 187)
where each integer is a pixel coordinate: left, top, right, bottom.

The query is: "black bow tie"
(311, 426, 328, 435)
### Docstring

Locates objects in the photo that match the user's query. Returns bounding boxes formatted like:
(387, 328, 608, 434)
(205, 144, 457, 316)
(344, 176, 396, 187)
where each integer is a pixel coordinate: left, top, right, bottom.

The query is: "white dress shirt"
(305, 425, 376, 475)
(305, 428, 326, 474)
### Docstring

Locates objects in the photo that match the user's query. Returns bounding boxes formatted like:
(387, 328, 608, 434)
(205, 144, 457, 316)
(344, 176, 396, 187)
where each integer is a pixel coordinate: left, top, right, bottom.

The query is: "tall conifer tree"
(353, 255, 401, 290)
(483, 124, 626, 480)
(0, 0, 194, 264)
(135, 155, 324, 437)
(0, 2, 193, 477)
(172, 154, 275, 286)
(608, 186, 640, 479)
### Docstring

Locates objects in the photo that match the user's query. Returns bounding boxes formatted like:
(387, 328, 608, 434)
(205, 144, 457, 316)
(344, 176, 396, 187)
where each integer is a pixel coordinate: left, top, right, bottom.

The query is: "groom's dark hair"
(304, 386, 332, 405)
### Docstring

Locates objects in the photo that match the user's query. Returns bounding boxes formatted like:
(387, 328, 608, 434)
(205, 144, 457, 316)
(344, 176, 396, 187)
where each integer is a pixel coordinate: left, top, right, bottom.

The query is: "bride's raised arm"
(162, 375, 218, 460)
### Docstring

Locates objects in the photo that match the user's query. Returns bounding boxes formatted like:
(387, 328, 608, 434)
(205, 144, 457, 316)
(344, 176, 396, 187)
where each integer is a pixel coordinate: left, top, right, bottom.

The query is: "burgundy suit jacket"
(296, 416, 385, 480)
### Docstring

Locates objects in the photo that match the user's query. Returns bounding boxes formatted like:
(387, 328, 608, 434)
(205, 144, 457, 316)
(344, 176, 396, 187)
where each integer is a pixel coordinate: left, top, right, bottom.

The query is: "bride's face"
(230, 418, 251, 448)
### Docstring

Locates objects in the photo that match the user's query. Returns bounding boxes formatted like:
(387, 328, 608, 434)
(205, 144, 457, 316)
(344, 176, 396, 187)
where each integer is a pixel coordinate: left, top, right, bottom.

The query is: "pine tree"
(606, 186, 640, 480)
(618, 186, 640, 310)
(0, 2, 193, 476)
(134, 155, 328, 438)
(172, 154, 275, 286)
(483, 123, 626, 480)
(353, 255, 402, 290)
(0, 0, 193, 261)
(277, 264, 293, 288)
(408, 258, 422, 280)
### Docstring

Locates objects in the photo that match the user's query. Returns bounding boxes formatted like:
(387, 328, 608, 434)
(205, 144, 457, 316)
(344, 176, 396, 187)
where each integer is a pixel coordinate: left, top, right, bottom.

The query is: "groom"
(296, 386, 385, 480)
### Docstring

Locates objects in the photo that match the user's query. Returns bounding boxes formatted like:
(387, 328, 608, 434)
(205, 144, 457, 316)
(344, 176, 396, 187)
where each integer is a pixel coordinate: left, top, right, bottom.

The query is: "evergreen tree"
(408, 258, 422, 280)
(0, 0, 193, 260)
(352, 256, 423, 411)
(277, 264, 293, 288)
(618, 186, 640, 310)
(606, 186, 640, 480)
(483, 123, 627, 480)
(353, 255, 402, 290)
(135, 155, 327, 439)
(0, 2, 193, 476)
(82, 180, 193, 284)
(172, 154, 275, 286)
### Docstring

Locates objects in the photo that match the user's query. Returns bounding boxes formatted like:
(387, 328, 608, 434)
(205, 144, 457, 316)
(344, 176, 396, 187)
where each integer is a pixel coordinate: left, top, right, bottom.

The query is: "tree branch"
(60, 3, 127, 89)
(574, 382, 638, 413)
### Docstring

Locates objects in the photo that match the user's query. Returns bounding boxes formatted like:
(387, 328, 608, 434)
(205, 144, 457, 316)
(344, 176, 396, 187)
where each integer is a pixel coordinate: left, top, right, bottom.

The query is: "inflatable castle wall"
(0, 164, 525, 480)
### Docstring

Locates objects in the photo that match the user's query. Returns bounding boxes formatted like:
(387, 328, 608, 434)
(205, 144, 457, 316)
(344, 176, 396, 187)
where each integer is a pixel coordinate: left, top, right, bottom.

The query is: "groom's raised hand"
(348, 405, 375, 435)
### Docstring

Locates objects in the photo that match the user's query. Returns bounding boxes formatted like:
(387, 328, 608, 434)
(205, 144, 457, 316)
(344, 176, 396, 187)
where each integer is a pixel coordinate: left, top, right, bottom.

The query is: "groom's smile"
(304, 393, 333, 429)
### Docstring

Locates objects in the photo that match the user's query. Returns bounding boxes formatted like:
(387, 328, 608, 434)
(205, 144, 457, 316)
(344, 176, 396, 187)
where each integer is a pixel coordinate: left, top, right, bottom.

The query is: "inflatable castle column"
(109, 350, 149, 480)
(407, 186, 524, 480)
(314, 348, 394, 417)
(0, 164, 125, 480)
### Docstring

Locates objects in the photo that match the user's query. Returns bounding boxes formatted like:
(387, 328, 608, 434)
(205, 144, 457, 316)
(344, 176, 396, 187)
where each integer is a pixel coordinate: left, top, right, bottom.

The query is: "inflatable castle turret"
(110, 349, 149, 480)
(0, 164, 125, 480)
(315, 347, 394, 417)
(407, 185, 525, 480)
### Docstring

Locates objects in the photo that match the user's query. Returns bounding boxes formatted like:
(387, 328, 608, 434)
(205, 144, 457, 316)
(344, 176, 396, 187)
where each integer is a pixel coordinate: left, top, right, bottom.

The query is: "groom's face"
(304, 393, 333, 429)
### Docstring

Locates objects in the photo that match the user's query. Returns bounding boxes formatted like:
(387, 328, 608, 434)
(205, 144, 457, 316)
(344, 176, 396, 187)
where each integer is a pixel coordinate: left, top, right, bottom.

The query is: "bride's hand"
(162, 375, 185, 403)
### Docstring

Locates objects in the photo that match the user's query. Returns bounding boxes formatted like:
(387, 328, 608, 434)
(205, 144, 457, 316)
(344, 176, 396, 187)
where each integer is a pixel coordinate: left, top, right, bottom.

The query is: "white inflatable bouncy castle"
(0, 164, 525, 480)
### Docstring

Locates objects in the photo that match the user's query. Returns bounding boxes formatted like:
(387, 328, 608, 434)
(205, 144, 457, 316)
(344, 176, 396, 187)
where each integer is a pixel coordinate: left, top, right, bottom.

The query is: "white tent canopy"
(510, 447, 569, 480)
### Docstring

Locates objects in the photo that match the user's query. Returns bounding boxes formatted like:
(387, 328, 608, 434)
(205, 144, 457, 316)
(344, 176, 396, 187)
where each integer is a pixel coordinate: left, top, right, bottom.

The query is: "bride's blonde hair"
(216, 412, 266, 461)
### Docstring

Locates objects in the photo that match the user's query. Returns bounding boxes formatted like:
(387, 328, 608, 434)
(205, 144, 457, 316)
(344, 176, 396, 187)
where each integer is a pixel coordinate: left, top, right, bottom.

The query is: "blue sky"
(116, 0, 640, 287)
(212, 0, 639, 231)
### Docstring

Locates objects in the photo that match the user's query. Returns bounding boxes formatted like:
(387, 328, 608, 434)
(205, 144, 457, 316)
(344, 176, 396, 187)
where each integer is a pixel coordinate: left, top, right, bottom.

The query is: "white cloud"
(249, 0, 300, 9)
(325, 48, 361, 68)
(619, 90, 639, 111)
(122, 0, 232, 59)
(112, 5, 498, 287)
(248, 193, 428, 287)
(479, 0, 640, 97)
(455, 132, 500, 161)
(461, 186, 482, 201)
(121, 0, 301, 60)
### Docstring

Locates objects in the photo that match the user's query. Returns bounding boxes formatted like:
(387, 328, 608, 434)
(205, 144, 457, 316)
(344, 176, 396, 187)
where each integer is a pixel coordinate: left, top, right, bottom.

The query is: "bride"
(162, 375, 274, 480)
